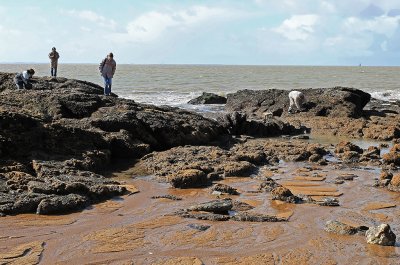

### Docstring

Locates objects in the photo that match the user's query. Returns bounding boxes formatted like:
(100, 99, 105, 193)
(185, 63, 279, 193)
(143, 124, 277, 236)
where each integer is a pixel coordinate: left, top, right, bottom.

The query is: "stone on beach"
(365, 224, 396, 246)
(324, 220, 359, 235)
(187, 198, 233, 214)
(211, 183, 239, 195)
(270, 187, 302, 204)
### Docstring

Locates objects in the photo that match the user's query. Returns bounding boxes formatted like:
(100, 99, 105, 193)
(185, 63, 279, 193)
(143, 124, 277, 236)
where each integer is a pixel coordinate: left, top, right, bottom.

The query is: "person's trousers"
(103, 77, 112, 95)
(51, 67, 57, 77)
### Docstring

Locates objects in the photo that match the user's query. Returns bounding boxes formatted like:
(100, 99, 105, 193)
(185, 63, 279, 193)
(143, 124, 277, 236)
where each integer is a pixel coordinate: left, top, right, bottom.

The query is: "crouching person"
(14, 69, 35, 89)
(288, 90, 305, 114)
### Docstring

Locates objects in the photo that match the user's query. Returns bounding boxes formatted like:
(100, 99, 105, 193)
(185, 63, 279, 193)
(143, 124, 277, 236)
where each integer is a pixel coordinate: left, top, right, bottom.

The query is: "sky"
(1, 0, 400, 65)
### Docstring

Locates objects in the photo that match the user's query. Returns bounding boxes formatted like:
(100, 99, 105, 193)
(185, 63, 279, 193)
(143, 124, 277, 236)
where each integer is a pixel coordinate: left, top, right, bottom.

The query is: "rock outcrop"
(0, 72, 226, 215)
(225, 87, 371, 119)
(225, 87, 400, 141)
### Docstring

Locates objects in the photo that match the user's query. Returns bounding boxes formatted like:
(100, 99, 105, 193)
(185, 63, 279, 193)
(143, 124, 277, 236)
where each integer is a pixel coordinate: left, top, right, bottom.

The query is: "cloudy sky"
(1, 0, 400, 65)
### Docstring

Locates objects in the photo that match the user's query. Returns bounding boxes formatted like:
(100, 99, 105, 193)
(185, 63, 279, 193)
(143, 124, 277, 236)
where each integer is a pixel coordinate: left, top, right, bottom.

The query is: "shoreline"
(0, 72, 399, 263)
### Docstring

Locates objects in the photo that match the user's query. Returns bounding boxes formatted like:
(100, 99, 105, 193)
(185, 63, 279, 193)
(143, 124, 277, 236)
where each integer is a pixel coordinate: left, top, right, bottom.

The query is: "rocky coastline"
(1, 72, 399, 263)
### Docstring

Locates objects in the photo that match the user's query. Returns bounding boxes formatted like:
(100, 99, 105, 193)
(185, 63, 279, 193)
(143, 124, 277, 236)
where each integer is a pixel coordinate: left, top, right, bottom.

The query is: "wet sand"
(1, 150, 399, 265)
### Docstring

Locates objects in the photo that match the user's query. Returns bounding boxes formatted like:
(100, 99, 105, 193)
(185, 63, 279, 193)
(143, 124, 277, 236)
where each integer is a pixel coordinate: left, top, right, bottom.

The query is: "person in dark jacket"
(99, 52, 116, 96)
(14, 69, 35, 89)
(48, 47, 60, 77)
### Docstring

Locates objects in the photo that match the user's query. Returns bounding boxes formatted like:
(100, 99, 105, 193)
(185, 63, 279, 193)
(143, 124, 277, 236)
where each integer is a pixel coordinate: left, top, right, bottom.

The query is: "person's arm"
(49, 52, 54, 59)
(112, 61, 116, 76)
(99, 59, 105, 73)
(56, 52, 60, 59)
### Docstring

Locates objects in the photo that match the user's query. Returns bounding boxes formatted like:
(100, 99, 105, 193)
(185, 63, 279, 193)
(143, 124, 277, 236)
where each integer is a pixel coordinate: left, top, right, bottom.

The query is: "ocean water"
(1, 64, 399, 112)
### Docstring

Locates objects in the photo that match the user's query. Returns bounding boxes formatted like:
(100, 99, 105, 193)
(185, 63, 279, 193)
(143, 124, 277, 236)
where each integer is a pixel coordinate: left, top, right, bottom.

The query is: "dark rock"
(218, 111, 301, 137)
(317, 197, 340, 206)
(211, 183, 239, 195)
(335, 141, 363, 154)
(225, 87, 371, 118)
(270, 187, 302, 203)
(231, 200, 255, 211)
(222, 161, 257, 177)
(336, 173, 357, 181)
(177, 211, 230, 221)
(151, 195, 182, 200)
(188, 92, 227, 105)
(366, 224, 396, 246)
(231, 212, 287, 222)
(36, 194, 89, 215)
(187, 223, 211, 231)
(324, 220, 359, 235)
(291, 135, 310, 140)
(187, 198, 233, 214)
(167, 169, 208, 188)
(258, 178, 282, 192)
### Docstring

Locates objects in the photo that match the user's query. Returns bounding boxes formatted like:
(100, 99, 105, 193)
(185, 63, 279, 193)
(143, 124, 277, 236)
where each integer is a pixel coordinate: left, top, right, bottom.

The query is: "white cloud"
(343, 15, 400, 37)
(65, 10, 117, 30)
(324, 34, 374, 57)
(273, 14, 319, 40)
(113, 6, 244, 43)
(80, 26, 92, 32)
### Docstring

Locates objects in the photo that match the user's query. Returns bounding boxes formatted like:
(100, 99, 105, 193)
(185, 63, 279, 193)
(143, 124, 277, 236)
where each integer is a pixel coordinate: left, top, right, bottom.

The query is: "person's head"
(107, 52, 114, 60)
(27, 69, 35, 76)
(52, 47, 56, 51)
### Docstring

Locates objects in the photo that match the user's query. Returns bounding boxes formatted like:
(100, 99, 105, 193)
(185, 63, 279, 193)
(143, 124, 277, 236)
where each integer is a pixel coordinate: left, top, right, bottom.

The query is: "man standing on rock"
(99, 53, 116, 96)
(48, 47, 60, 77)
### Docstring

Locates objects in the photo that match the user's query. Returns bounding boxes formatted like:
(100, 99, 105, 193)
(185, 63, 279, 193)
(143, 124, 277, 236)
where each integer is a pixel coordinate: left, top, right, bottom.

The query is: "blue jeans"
(51, 67, 57, 77)
(103, 77, 112, 95)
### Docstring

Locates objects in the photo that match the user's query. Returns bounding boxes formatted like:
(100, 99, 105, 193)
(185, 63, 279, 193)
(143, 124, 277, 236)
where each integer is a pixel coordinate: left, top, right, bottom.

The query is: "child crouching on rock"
(14, 69, 35, 89)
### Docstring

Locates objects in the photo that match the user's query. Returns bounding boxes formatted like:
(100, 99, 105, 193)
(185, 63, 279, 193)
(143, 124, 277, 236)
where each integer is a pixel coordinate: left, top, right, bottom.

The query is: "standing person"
(99, 52, 116, 96)
(14, 69, 35, 89)
(48, 47, 60, 77)
(288, 90, 306, 114)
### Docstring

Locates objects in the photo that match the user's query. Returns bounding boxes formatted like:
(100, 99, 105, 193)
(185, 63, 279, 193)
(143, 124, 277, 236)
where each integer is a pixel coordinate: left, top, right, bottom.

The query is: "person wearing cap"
(99, 52, 116, 96)
(14, 69, 35, 89)
(48, 47, 60, 77)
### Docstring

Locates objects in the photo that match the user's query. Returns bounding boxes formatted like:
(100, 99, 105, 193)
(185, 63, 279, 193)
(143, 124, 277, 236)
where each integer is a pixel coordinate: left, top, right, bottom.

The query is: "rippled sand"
(1, 157, 399, 264)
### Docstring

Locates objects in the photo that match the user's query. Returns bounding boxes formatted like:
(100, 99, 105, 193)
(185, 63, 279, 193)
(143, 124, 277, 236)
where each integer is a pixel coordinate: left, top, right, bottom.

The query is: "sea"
(1, 64, 399, 113)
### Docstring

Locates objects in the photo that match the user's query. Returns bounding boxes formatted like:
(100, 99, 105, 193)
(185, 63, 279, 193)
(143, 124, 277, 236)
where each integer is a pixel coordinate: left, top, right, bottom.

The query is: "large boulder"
(188, 92, 227, 105)
(225, 87, 371, 118)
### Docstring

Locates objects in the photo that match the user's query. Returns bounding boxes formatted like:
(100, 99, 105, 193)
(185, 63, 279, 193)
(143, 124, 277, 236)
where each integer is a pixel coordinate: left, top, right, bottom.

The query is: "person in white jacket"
(288, 90, 305, 113)
(14, 69, 35, 89)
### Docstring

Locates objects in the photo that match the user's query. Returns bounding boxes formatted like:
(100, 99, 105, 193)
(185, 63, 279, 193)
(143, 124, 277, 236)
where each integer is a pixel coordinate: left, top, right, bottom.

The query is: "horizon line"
(1, 62, 400, 67)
